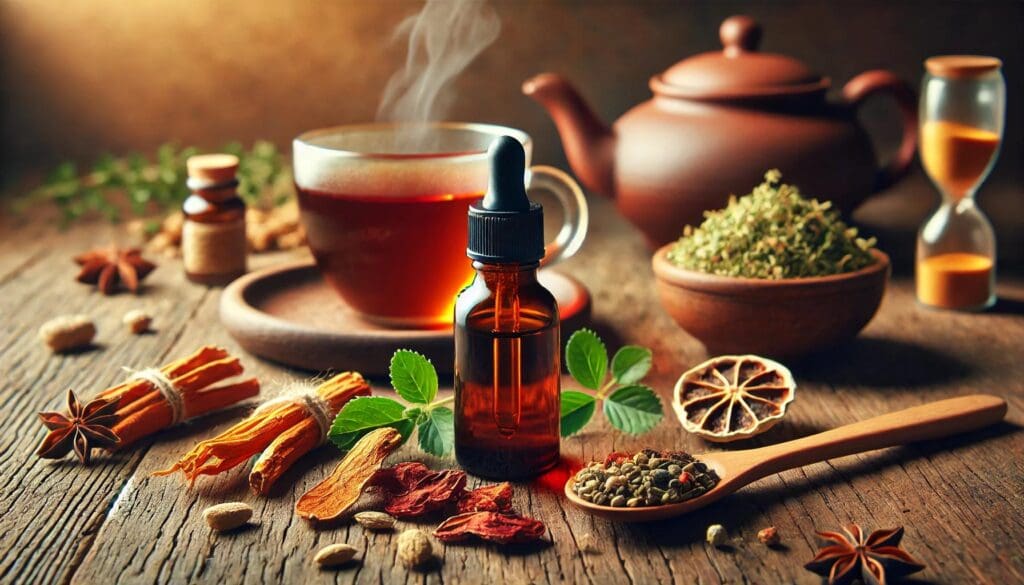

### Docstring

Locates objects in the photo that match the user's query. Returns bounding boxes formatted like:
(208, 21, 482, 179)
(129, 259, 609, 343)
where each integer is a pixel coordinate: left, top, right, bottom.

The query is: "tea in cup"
(293, 122, 588, 328)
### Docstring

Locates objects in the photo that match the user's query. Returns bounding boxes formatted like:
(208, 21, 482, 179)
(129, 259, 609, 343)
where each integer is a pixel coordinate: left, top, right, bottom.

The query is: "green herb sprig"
(560, 329, 663, 436)
(17, 141, 293, 226)
(329, 350, 454, 457)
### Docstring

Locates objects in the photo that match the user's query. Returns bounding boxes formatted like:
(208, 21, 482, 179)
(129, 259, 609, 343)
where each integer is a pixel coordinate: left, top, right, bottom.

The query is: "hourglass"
(916, 56, 1004, 310)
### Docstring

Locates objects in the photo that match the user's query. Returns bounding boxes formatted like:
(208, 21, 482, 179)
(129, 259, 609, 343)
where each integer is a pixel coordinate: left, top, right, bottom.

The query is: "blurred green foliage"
(15, 141, 293, 226)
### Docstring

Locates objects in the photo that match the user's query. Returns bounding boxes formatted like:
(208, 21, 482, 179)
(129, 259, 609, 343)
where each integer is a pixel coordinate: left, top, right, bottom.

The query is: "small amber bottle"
(182, 154, 248, 285)
(454, 137, 561, 480)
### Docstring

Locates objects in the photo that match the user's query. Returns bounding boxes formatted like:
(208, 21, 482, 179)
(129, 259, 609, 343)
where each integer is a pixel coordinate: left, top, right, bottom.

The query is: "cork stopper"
(187, 154, 240, 185)
(925, 56, 1002, 79)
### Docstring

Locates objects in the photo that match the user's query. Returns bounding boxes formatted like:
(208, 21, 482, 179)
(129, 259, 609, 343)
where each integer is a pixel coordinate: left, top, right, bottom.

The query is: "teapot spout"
(523, 73, 615, 197)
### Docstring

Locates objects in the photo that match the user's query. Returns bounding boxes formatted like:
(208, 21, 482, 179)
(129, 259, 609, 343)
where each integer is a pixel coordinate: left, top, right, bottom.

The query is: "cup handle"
(526, 165, 589, 266)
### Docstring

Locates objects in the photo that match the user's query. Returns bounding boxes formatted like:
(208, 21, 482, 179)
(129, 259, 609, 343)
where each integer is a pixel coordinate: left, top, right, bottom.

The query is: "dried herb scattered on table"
(37, 389, 120, 464)
(571, 449, 719, 507)
(667, 169, 877, 279)
(804, 524, 925, 585)
(74, 246, 156, 295)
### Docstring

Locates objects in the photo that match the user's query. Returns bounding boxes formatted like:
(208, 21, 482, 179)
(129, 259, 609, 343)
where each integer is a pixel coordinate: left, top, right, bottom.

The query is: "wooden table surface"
(1, 184, 1023, 585)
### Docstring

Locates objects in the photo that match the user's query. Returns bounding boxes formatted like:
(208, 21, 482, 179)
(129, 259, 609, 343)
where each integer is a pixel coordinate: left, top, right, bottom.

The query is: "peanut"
(396, 529, 433, 569)
(757, 526, 780, 546)
(123, 310, 152, 334)
(313, 543, 358, 568)
(40, 315, 96, 352)
(203, 502, 253, 532)
(354, 511, 395, 532)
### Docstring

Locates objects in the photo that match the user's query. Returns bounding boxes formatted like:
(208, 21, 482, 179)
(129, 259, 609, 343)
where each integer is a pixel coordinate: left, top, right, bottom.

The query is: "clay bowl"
(651, 246, 890, 358)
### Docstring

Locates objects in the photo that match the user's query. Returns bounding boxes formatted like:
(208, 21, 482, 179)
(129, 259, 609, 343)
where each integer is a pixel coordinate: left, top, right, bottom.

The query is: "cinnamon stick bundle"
(35, 345, 259, 464)
(97, 345, 260, 447)
(156, 372, 370, 495)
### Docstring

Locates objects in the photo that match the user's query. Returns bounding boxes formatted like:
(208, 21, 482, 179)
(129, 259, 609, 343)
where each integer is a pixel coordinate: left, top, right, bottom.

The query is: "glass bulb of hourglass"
(915, 56, 1004, 311)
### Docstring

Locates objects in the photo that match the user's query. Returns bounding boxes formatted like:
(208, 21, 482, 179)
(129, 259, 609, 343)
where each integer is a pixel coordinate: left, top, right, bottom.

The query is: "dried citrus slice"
(673, 355, 795, 442)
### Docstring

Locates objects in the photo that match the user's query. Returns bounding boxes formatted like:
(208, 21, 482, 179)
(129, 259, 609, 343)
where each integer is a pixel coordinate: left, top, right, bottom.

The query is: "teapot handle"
(842, 70, 918, 193)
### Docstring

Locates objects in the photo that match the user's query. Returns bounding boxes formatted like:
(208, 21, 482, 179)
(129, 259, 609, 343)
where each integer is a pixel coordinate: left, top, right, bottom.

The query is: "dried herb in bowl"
(667, 170, 877, 279)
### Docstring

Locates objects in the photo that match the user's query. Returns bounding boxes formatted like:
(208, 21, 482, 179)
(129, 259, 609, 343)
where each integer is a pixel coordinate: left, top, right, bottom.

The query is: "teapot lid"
(651, 16, 830, 100)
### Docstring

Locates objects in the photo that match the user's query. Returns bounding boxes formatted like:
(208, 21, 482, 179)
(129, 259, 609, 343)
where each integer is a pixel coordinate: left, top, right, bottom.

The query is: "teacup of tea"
(293, 122, 588, 328)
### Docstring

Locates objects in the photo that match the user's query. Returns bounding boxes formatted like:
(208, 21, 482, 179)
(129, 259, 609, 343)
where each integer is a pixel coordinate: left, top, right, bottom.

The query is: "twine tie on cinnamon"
(254, 383, 333, 445)
(127, 367, 185, 425)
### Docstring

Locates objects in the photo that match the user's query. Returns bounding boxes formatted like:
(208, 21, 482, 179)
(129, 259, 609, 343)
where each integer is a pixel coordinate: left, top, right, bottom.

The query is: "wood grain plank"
(1, 197, 1022, 584)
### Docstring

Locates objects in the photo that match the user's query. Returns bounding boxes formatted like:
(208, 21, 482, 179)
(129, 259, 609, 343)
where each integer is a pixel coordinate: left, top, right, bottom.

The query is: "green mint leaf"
(389, 349, 438, 404)
(611, 345, 653, 385)
(603, 385, 663, 435)
(560, 390, 597, 437)
(565, 329, 607, 390)
(417, 407, 454, 457)
(329, 396, 414, 451)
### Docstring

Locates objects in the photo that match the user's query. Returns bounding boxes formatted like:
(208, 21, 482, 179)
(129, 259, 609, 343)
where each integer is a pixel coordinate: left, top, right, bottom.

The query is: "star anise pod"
(74, 245, 156, 295)
(37, 389, 121, 464)
(805, 524, 925, 585)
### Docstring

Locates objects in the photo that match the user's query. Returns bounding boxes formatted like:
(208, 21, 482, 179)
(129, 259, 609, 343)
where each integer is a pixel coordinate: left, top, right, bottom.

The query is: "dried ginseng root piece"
(295, 427, 403, 523)
(457, 483, 514, 514)
(369, 462, 467, 519)
(434, 512, 547, 544)
(673, 355, 795, 442)
(156, 372, 370, 495)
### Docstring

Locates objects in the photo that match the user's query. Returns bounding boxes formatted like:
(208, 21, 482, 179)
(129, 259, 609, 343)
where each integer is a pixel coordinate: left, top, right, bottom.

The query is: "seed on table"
(354, 511, 396, 531)
(314, 543, 358, 568)
(203, 502, 253, 532)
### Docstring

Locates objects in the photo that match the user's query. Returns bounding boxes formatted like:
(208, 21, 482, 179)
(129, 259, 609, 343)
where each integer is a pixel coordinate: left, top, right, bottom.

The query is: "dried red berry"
(603, 451, 631, 466)
(678, 471, 692, 484)
(457, 483, 514, 514)
(434, 511, 546, 544)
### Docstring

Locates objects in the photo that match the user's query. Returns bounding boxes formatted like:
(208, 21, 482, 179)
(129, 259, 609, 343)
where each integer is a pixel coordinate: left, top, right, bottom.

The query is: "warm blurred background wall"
(3, 0, 1021, 182)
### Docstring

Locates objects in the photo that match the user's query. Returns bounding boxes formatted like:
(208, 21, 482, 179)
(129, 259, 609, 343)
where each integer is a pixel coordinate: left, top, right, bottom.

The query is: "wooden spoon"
(565, 394, 1007, 522)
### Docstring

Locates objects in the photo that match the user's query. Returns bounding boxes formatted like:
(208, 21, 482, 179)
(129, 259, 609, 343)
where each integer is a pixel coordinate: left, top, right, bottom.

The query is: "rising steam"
(376, 0, 501, 150)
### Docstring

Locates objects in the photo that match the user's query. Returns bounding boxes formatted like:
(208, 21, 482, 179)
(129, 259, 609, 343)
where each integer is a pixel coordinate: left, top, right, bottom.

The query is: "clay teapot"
(523, 15, 918, 246)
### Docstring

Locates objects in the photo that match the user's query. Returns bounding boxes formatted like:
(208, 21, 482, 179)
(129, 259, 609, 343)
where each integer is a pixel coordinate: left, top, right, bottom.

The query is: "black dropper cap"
(467, 136, 545, 264)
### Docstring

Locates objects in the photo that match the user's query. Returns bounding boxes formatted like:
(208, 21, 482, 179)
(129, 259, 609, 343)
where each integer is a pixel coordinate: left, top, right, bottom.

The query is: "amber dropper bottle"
(454, 136, 561, 480)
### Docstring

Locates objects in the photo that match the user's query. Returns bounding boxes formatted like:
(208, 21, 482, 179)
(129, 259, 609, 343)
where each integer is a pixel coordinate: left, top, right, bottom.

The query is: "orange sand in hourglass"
(917, 253, 993, 310)
(920, 120, 1000, 199)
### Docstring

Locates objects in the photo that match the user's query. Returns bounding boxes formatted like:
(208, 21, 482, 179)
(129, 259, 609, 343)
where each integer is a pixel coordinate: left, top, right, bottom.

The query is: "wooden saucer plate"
(220, 260, 591, 375)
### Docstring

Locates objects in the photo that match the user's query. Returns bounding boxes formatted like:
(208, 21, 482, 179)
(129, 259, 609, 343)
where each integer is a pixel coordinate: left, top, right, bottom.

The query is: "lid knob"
(720, 15, 761, 57)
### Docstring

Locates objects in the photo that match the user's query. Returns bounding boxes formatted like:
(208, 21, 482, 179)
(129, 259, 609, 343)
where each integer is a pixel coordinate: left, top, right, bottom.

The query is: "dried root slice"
(434, 512, 546, 544)
(457, 482, 514, 514)
(673, 355, 795, 442)
(295, 427, 403, 523)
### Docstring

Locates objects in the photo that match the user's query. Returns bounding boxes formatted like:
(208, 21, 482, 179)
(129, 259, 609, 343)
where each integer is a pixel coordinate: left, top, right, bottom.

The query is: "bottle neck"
(472, 261, 540, 281)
